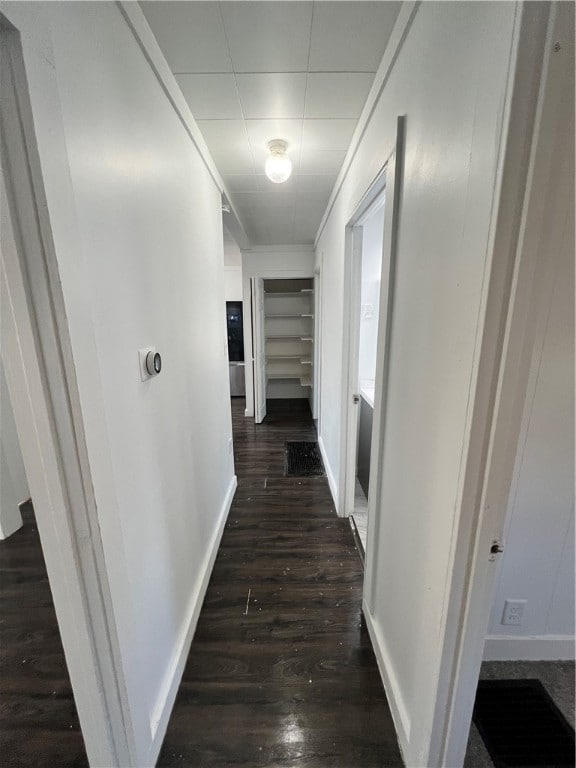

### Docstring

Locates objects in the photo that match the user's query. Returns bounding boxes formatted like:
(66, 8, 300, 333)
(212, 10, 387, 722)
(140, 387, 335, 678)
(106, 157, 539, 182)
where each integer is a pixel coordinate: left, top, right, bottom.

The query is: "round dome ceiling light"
(265, 139, 292, 184)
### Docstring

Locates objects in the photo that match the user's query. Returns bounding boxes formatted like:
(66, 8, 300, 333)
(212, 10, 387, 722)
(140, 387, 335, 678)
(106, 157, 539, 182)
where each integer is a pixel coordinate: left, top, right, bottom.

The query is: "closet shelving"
(264, 280, 314, 394)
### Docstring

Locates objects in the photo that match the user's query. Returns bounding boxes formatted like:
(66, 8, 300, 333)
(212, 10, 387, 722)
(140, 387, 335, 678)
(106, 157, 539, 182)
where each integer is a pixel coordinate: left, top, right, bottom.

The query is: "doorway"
(339, 164, 389, 562)
(432, 5, 575, 765)
(338, 119, 404, 580)
(1, 15, 131, 764)
(348, 194, 386, 556)
(252, 277, 315, 425)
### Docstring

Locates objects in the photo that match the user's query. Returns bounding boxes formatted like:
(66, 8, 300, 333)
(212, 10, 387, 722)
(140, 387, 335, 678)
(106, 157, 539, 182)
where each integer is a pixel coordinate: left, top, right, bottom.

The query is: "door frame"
(429, 4, 573, 765)
(0, 15, 134, 766)
(251, 276, 267, 424)
(312, 260, 322, 423)
(338, 117, 405, 521)
(246, 268, 316, 423)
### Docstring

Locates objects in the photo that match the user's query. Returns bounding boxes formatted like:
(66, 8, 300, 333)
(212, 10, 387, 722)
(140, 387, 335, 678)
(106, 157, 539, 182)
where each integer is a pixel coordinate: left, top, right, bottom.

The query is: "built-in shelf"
(266, 335, 313, 341)
(262, 278, 314, 396)
(265, 313, 314, 319)
(267, 373, 311, 387)
(266, 355, 313, 363)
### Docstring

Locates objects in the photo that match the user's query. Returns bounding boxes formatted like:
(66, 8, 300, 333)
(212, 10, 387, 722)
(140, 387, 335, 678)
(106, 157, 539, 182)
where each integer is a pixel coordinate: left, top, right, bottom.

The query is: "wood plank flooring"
(0, 502, 88, 768)
(158, 398, 403, 768)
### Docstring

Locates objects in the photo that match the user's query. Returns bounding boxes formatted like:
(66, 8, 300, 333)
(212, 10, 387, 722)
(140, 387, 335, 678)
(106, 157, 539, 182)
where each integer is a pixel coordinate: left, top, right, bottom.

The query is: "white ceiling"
(141, 1, 401, 246)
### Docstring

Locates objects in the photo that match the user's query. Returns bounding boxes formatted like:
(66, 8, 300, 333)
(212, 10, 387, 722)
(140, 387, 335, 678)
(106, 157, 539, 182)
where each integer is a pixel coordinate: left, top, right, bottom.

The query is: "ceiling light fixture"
(265, 139, 292, 184)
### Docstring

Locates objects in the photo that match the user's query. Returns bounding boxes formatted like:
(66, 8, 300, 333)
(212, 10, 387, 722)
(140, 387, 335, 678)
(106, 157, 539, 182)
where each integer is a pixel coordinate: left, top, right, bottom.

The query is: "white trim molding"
(483, 635, 575, 662)
(363, 603, 410, 761)
(146, 475, 237, 765)
(318, 435, 338, 513)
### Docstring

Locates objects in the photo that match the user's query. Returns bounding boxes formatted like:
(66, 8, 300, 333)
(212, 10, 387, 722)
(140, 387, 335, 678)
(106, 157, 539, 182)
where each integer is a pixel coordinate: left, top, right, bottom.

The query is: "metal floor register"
(285, 441, 325, 477)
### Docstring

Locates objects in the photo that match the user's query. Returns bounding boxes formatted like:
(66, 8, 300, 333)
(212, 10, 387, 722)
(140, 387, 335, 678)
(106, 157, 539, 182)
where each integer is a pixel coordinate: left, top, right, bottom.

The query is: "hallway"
(158, 399, 403, 767)
(2, 3, 573, 765)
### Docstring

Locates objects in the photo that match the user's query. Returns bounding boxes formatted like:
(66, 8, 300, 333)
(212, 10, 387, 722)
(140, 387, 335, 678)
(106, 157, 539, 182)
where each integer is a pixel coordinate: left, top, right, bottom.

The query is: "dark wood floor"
(0, 502, 88, 768)
(0, 400, 402, 767)
(158, 398, 403, 768)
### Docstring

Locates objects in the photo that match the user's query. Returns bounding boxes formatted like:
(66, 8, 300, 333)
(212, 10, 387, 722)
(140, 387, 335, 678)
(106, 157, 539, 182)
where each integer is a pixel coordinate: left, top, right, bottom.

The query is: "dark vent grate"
(472, 679, 575, 767)
(285, 441, 325, 477)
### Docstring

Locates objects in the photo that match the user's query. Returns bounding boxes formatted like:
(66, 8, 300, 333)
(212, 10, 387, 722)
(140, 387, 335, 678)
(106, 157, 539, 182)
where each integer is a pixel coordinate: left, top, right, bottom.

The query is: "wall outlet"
(361, 303, 374, 320)
(501, 599, 527, 626)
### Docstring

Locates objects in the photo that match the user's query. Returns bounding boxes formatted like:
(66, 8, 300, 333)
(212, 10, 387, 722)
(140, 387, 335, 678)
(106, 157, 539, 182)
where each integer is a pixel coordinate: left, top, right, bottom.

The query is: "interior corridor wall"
(224, 228, 243, 301)
(315, 3, 523, 764)
(3, 3, 235, 764)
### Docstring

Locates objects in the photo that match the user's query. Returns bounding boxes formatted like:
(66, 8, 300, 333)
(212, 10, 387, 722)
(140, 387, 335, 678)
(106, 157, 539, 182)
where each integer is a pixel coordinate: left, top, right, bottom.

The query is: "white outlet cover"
(502, 599, 527, 626)
(361, 304, 374, 320)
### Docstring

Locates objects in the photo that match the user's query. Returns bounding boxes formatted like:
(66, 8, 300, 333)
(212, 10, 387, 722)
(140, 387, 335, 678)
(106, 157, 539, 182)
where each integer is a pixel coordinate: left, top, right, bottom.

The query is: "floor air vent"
(472, 679, 575, 767)
(285, 441, 325, 477)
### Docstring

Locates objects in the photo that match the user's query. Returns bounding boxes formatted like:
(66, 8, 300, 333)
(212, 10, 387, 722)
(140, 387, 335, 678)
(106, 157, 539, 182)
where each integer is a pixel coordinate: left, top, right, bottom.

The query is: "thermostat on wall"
(138, 347, 162, 381)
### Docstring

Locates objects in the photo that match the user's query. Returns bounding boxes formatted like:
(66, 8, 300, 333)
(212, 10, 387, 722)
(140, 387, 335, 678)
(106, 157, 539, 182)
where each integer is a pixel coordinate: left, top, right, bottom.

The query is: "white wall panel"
(315, 3, 521, 764)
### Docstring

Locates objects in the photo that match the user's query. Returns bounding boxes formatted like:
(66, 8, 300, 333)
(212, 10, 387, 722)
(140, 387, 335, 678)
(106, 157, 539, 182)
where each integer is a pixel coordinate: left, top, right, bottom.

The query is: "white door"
(251, 277, 267, 424)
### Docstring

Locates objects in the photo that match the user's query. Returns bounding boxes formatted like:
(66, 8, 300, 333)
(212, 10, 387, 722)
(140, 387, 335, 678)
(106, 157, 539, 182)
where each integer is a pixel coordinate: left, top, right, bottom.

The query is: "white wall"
(3, 3, 235, 764)
(484, 201, 575, 660)
(315, 3, 521, 765)
(242, 246, 315, 280)
(358, 201, 385, 387)
(224, 268, 243, 301)
(242, 246, 315, 415)
(224, 227, 243, 300)
(0, 359, 28, 538)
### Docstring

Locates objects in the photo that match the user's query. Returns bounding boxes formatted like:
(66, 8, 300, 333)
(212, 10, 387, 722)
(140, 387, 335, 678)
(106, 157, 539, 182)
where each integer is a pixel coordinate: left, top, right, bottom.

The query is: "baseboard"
(318, 435, 338, 512)
(145, 474, 237, 764)
(363, 601, 410, 759)
(483, 634, 575, 661)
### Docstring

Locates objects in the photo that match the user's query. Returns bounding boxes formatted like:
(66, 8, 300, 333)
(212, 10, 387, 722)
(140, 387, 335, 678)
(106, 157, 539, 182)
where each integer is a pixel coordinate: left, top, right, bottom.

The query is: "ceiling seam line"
(217, 0, 258, 240)
(172, 70, 377, 76)
(288, 0, 317, 244)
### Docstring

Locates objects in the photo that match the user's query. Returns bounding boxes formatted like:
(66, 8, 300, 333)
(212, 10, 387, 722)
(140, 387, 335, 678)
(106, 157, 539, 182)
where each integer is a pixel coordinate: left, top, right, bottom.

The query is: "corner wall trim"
(314, 1, 419, 247)
(117, 2, 249, 249)
(146, 474, 237, 764)
(483, 635, 575, 661)
(318, 435, 338, 514)
(363, 602, 410, 758)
